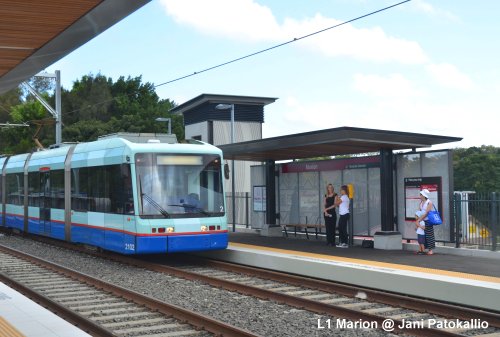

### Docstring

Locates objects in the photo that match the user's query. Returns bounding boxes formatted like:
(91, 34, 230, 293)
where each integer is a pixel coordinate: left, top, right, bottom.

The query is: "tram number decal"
(220, 205, 224, 212)
(125, 243, 135, 251)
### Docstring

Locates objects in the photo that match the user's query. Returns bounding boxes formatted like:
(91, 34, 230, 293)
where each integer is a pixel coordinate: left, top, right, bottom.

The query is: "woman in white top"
(335, 185, 350, 248)
(416, 189, 435, 255)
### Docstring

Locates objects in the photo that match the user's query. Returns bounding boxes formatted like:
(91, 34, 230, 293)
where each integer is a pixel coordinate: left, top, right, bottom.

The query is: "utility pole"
(22, 70, 62, 145)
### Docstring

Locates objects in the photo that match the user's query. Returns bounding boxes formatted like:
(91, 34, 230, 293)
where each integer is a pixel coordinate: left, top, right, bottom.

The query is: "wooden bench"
(282, 223, 325, 239)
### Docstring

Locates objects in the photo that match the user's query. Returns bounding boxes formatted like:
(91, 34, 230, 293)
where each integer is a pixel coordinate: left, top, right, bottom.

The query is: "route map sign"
(404, 177, 442, 220)
(253, 185, 266, 212)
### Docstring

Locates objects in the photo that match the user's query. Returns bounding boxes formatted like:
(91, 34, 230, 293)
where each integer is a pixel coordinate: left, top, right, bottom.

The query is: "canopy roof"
(170, 93, 278, 115)
(219, 126, 462, 161)
(0, 0, 150, 94)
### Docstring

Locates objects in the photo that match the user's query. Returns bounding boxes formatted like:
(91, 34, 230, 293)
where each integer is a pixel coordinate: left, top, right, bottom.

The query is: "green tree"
(62, 73, 114, 125)
(0, 89, 54, 153)
(0, 87, 24, 153)
(0, 87, 22, 122)
(63, 119, 113, 142)
(453, 146, 500, 192)
(61, 73, 183, 142)
(0, 72, 184, 153)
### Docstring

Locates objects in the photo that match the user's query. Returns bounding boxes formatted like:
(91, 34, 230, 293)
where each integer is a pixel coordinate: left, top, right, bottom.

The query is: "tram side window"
(82, 164, 132, 214)
(28, 172, 40, 207)
(108, 165, 121, 213)
(108, 164, 134, 214)
(88, 166, 106, 212)
(200, 161, 224, 212)
(71, 164, 133, 214)
(71, 167, 89, 211)
(50, 170, 64, 209)
(122, 164, 134, 214)
(6, 173, 24, 205)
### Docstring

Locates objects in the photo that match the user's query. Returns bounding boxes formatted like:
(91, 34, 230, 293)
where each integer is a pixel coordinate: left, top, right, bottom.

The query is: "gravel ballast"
(0, 234, 401, 337)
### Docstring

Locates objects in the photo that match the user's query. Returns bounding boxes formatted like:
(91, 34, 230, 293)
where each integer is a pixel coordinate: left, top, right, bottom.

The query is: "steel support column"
(265, 160, 276, 226)
(23, 153, 33, 233)
(1, 157, 9, 227)
(491, 192, 497, 251)
(380, 149, 394, 231)
(55, 70, 62, 144)
(64, 145, 76, 241)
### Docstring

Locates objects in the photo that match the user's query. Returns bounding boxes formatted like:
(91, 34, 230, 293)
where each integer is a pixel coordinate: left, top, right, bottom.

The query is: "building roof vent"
(98, 132, 178, 144)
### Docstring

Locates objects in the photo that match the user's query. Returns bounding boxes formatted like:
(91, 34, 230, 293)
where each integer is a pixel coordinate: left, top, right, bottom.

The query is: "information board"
(253, 186, 266, 212)
(404, 177, 441, 220)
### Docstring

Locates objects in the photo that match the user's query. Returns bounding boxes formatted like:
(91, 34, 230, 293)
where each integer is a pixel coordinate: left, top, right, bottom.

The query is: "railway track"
(172, 257, 500, 336)
(122, 255, 500, 337)
(0, 244, 259, 337)
(2, 233, 500, 337)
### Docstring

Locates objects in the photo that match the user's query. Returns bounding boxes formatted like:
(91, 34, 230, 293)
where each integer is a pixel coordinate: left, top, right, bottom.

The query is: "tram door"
(39, 171, 51, 236)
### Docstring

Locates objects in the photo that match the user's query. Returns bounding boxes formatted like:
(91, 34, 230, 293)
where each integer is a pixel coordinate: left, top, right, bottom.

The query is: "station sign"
(281, 156, 380, 173)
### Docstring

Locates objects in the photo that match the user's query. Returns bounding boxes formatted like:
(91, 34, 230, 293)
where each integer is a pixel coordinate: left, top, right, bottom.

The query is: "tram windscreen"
(135, 153, 225, 218)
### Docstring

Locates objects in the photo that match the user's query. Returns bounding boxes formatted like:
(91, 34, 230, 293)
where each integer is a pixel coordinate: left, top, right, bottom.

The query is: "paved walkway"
(229, 232, 500, 278)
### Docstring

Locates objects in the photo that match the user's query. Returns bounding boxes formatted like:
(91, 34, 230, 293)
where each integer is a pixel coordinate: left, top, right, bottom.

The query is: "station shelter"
(219, 127, 461, 243)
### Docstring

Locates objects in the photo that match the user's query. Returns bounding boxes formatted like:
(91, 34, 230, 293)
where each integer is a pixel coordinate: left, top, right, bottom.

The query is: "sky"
(46, 0, 500, 149)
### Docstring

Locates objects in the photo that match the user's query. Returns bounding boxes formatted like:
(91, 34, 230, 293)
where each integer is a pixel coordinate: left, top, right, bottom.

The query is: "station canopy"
(0, 0, 150, 94)
(219, 126, 462, 161)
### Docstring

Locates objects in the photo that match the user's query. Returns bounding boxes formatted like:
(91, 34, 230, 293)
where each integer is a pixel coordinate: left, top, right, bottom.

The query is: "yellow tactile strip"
(0, 316, 25, 337)
(229, 242, 500, 284)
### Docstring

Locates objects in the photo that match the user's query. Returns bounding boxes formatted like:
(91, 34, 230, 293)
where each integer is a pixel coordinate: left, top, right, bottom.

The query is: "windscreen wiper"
(168, 204, 210, 215)
(142, 193, 170, 218)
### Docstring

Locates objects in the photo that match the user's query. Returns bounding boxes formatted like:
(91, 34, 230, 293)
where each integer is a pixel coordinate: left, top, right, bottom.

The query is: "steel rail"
(195, 257, 500, 326)
(80, 252, 466, 337)
(0, 272, 115, 337)
(0, 244, 260, 337)
(5, 232, 500, 335)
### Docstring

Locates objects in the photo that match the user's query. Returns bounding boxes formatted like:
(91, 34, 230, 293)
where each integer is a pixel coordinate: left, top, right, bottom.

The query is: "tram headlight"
(200, 225, 208, 232)
(166, 227, 175, 233)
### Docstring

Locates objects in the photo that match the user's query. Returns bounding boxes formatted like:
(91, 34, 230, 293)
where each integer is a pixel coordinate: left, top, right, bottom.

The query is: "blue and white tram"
(0, 135, 228, 254)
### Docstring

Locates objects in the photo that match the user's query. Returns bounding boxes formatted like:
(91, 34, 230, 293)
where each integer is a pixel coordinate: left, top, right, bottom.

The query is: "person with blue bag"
(416, 189, 436, 255)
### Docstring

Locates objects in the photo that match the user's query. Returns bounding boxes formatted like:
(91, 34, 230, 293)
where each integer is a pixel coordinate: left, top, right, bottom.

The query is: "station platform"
(0, 282, 90, 337)
(196, 232, 500, 312)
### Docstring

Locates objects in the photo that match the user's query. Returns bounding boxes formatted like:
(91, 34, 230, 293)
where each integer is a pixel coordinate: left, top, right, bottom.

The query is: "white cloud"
(264, 96, 358, 136)
(159, 0, 428, 64)
(426, 63, 474, 90)
(352, 73, 425, 98)
(159, 0, 280, 41)
(282, 14, 427, 64)
(410, 0, 460, 22)
(264, 95, 493, 149)
(284, 96, 300, 108)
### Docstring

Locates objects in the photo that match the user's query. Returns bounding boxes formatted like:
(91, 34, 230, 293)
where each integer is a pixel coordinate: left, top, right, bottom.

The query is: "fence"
(226, 191, 500, 250)
(225, 192, 251, 227)
(452, 192, 499, 250)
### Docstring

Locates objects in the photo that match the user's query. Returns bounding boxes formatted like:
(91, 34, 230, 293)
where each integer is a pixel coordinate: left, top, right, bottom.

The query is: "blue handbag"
(427, 205, 442, 225)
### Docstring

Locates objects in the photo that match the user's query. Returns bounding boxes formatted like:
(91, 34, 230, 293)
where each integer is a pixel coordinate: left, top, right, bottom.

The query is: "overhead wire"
(47, 0, 413, 118)
(154, 0, 411, 88)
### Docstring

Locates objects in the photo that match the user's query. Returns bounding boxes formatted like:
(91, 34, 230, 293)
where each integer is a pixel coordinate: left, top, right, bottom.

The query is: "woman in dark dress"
(417, 189, 436, 255)
(323, 184, 338, 246)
